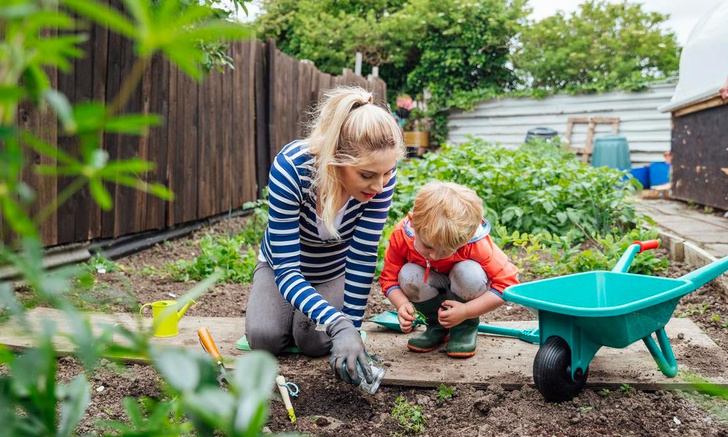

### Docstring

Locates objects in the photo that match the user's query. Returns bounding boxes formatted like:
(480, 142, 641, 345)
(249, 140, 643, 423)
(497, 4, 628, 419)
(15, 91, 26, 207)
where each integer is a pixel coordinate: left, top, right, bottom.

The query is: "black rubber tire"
(533, 336, 588, 402)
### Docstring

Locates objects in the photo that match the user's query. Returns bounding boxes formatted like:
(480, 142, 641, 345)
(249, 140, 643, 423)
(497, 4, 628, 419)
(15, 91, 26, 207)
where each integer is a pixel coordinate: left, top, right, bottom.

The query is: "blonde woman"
(245, 86, 405, 386)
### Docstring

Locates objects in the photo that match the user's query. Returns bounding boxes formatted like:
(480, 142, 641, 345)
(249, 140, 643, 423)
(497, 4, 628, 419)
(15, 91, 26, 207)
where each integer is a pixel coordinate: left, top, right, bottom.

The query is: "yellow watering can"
(140, 299, 196, 337)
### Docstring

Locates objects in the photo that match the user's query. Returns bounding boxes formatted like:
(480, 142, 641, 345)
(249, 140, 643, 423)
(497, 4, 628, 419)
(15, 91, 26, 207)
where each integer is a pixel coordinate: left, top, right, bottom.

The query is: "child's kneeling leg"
(398, 263, 449, 352)
(446, 260, 492, 358)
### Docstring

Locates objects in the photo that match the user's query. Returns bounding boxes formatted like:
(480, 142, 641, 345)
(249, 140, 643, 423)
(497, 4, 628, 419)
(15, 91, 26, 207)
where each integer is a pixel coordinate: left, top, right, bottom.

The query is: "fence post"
(255, 39, 273, 198)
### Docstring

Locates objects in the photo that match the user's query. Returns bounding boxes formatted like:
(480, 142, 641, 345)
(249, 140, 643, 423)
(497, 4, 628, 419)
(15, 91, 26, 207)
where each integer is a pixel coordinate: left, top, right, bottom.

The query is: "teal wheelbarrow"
(503, 240, 728, 402)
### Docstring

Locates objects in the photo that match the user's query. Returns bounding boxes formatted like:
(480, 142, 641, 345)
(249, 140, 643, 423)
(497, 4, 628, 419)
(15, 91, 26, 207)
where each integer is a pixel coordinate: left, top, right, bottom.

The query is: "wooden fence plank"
(145, 54, 169, 230)
(180, 71, 199, 223)
(165, 65, 179, 226)
(114, 35, 141, 236)
(101, 2, 122, 239)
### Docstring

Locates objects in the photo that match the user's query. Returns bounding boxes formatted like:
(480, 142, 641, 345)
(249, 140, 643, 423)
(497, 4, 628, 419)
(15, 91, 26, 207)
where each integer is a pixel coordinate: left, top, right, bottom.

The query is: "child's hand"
(397, 302, 417, 333)
(438, 300, 469, 328)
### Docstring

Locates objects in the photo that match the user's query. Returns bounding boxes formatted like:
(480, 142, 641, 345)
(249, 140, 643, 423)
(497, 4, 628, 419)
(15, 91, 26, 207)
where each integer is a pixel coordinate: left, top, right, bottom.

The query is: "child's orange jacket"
(379, 215, 520, 297)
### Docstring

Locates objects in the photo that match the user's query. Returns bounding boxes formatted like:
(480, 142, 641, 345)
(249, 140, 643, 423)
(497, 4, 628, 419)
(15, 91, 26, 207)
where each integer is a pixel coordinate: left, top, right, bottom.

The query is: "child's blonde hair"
(411, 181, 484, 254)
(307, 86, 404, 239)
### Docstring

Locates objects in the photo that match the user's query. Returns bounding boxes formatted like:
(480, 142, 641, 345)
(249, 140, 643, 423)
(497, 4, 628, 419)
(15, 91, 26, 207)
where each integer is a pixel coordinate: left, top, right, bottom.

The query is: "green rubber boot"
(407, 295, 449, 353)
(445, 293, 479, 358)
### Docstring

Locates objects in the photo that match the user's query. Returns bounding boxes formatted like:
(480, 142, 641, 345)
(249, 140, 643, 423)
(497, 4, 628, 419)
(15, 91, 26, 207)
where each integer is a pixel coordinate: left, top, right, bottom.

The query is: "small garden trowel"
(198, 327, 230, 386)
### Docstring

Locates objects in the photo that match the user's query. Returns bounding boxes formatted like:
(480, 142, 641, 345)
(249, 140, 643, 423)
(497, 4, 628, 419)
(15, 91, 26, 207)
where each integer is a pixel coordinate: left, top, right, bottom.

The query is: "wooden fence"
(9, 31, 386, 247)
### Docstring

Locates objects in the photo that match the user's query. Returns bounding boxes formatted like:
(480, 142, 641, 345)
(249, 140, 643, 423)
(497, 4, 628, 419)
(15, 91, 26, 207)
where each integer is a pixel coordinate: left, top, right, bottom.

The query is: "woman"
(245, 86, 405, 386)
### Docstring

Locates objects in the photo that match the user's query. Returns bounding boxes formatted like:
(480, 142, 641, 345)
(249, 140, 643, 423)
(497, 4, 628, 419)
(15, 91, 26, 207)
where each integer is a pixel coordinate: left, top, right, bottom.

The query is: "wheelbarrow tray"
(504, 271, 693, 348)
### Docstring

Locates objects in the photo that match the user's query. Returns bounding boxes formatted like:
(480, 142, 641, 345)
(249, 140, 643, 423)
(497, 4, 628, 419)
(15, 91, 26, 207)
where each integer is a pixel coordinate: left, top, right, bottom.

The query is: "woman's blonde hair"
(411, 181, 484, 254)
(307, 86, 404, 239)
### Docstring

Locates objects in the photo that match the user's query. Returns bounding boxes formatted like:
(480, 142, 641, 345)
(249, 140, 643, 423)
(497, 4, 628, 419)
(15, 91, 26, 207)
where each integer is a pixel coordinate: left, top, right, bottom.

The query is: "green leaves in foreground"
(62, 0, 255, 80)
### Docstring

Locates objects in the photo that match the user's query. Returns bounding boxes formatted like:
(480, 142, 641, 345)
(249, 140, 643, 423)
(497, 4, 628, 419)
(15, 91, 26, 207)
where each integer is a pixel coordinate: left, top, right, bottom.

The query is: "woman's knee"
(449, 260, 489, 301)
(245, 324, 289, 356)
(292, 318, 331, 357)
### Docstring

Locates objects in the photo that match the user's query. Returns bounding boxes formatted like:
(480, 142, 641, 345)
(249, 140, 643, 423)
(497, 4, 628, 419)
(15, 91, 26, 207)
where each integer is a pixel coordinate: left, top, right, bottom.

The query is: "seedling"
(436, 383, 454, 400)
(620, 383, 633, 397)
(599, 388, 611, 396)
(414, 310, 428, 325)
(391, 397, 426, 434)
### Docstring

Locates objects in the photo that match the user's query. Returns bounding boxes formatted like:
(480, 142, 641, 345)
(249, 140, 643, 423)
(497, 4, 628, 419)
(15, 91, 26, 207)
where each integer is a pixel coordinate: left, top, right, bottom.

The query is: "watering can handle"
(139, 303, 152, 316)
(634, 240, 659, 253)
(198, 327, 223, 361)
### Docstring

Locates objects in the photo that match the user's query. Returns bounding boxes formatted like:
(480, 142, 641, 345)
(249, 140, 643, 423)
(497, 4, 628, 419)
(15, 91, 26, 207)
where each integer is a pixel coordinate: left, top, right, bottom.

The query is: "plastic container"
(525, 127, 558, 143)
(649, 162, 671, 186)
(590, 135, 631, 170)
(628, 166, 650, 189)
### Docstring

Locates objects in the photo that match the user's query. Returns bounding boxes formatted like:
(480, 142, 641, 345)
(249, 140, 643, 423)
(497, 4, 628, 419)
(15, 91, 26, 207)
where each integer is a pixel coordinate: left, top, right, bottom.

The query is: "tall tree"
(512, 0, 681, 93)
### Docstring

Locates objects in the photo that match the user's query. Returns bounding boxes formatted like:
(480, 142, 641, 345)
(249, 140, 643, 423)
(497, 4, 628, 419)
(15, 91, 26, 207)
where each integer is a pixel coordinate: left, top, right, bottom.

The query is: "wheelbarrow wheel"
(533, 336, 588, 402)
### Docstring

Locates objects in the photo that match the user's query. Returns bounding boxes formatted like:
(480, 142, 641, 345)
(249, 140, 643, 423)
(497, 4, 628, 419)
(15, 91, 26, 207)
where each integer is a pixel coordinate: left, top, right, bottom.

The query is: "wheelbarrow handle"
(197, 327, 223, 361)
(634, 240, 660, 253)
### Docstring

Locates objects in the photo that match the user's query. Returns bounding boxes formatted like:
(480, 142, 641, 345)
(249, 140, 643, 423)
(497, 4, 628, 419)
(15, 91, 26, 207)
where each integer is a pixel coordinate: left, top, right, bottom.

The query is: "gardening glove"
(326, 317, 373, 386)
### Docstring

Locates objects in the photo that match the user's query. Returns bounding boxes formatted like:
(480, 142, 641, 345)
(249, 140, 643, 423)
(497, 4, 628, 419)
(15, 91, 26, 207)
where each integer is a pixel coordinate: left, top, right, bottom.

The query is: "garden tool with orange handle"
(197, 327, 229, 386)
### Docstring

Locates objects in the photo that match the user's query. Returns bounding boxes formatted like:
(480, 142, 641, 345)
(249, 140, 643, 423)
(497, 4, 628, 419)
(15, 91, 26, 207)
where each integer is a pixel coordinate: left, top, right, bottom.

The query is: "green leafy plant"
(512, 0, 680, 94)
(620, 383, 633, 397)
(166, 234, 258, 283)
(0, 1, 281, 435)
(436, 383, 454, 400)
(391, 396, 426, 435)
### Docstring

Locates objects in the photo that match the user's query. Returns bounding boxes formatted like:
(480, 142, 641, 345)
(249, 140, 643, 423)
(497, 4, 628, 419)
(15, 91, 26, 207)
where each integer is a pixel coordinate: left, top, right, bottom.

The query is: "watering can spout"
(679, 255, 728, 290)
(178, 300, 195, 320)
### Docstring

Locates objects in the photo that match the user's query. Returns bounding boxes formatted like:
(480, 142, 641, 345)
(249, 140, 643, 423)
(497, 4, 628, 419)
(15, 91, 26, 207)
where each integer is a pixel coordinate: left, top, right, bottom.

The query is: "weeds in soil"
(391, 397, 426, 435)
(620, 384, 633, 397)
(600, 388, 611, 396)
(676, 303, 711, 318)
(711, 314, 728, 329)
(436, 383, 454, 400)
(164, 199, 268, 284)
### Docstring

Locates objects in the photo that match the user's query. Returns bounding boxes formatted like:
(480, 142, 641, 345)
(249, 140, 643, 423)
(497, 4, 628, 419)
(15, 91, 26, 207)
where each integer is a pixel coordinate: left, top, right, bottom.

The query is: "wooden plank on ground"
(3, 309, 728, 390)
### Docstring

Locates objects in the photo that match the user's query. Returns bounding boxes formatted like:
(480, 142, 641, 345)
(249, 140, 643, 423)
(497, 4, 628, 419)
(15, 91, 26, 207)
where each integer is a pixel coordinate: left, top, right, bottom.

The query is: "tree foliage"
(511, 0, 681, 93)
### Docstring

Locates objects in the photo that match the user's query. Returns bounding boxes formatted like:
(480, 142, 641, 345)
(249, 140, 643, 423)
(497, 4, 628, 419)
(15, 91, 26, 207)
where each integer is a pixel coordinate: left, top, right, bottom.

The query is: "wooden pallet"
(564, 117, 620, 163)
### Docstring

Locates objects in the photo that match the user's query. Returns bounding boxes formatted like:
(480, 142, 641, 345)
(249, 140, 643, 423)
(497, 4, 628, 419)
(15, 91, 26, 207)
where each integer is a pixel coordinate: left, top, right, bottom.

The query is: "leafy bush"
(393, 138, 639, 237)
(165, 197, 268, 284)
(512, 0, 680, 94)
(376, 138, 668, 278)
(167, 234, 259, 283)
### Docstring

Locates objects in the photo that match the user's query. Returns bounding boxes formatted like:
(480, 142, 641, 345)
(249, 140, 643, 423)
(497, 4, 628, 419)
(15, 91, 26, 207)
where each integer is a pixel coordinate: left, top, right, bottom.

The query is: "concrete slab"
(636, 199, 728, 258)
(3, 309, 728, 390)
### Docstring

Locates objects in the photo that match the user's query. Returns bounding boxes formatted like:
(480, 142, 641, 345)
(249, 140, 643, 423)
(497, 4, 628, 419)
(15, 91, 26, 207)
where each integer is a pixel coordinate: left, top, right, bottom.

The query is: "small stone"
(570, 416, 580, 424)
(96, 385, 105, 393)
(673, 416, 681, 425)
(316, 417, 330, 427)
(677, 333, 685, 340)
(168, 292, 177, 298)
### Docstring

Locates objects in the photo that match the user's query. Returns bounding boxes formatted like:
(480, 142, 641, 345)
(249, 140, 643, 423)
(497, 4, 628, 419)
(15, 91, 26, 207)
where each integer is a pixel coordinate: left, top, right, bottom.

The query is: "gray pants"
(245, 262, 344, 357)
(398, 260, 489, 303)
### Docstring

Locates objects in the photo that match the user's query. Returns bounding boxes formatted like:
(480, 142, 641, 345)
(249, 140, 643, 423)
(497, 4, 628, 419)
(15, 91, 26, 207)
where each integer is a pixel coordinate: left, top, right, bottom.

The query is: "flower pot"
(403, 131, 429, 148)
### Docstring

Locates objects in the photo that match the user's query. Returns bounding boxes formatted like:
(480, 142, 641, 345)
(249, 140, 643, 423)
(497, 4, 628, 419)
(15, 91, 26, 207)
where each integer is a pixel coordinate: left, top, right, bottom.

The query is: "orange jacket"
(379, 215, 520, 297)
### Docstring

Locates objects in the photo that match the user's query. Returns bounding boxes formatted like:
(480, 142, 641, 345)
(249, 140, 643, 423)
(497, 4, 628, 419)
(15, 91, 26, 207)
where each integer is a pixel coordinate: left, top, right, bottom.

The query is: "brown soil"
(17, 215, 728, 435)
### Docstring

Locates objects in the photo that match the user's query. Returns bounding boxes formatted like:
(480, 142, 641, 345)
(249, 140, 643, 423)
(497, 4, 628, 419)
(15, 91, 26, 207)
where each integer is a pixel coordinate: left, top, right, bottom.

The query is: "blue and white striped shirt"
(260, 140, 396, 328)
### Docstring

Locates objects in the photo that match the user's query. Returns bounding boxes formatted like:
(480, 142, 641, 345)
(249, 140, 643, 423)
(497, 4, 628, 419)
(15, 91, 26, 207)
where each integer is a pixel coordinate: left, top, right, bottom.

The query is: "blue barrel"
(649, 162, 671, 186)
(629, 166, 650, 189)
(591, 135, 631, 170)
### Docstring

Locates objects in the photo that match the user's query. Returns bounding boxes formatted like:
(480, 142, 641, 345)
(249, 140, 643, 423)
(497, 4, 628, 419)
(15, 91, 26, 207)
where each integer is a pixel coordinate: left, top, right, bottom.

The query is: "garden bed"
(28, 214, 728, 436)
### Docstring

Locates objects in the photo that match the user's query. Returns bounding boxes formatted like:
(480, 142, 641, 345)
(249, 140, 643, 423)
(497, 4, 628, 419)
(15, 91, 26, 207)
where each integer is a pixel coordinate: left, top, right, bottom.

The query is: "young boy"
(379, 181, 520, 358)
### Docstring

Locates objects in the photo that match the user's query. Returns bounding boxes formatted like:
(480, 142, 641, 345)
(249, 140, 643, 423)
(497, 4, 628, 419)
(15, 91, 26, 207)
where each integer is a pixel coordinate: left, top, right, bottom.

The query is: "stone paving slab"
(3, 308, 728, 390)
(636, 199, 728, 258)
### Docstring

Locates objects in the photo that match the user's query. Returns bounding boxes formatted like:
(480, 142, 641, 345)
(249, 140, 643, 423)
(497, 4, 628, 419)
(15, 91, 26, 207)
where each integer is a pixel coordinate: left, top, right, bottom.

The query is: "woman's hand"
(438, 300, 469, 328)
(397, 302, 417, 333)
